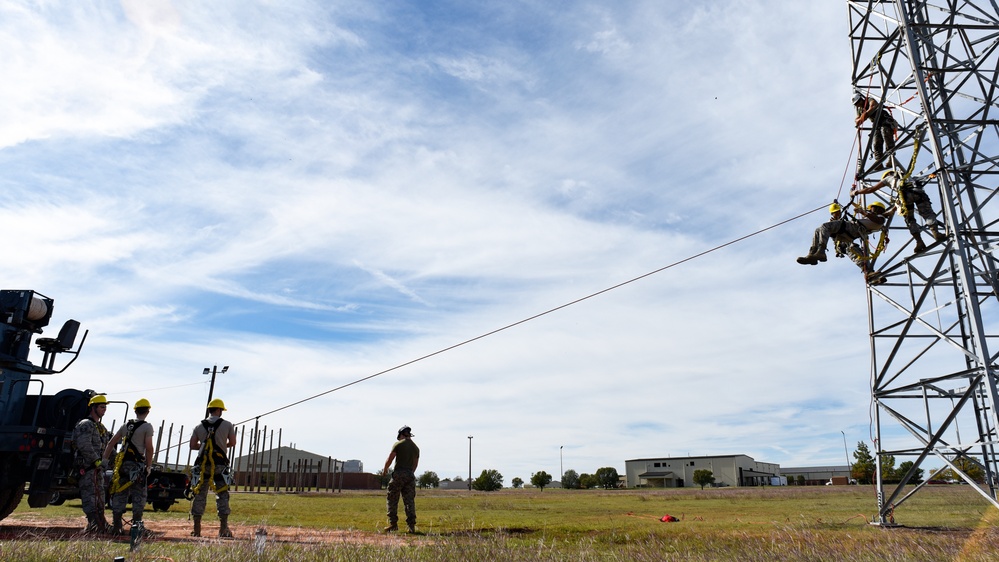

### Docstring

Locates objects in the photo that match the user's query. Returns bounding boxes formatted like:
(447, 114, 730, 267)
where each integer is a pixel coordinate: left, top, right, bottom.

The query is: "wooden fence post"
(175, 424, 184, 469)
(154, 420, 165, 465)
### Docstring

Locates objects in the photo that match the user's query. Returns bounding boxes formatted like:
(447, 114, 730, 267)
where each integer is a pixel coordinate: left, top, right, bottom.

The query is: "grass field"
(2, 485, 998, 560)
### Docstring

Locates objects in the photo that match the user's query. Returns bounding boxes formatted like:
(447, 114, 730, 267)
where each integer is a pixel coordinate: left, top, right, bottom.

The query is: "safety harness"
(842, 123, 926, 268)
(188, 418, 230, 497)
(109, 420, 146, 494)
(892, 125, 925, 218)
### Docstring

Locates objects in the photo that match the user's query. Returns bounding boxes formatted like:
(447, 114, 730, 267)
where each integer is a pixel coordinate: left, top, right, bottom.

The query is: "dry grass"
(1, 485, 997, 560)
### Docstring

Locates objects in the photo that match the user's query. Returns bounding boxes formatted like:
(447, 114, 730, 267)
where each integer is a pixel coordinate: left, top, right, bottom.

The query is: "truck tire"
(48, 490, 67, 506)
(0, 484, 25, 521)
(152, 500, 174, 512)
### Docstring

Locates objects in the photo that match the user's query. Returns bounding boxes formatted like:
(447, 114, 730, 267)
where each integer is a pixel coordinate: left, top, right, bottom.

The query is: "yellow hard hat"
(134, 398, 151, 409)
(207, 398, 227, 411)
(881, 170, 898, 180)
(829, 202, 843, 214)
(88, 394, 108, 407)
(868, 201, 887, 212)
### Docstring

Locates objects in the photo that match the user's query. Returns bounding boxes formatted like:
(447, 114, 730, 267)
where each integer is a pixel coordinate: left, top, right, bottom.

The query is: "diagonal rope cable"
(235, 205, 827, 425)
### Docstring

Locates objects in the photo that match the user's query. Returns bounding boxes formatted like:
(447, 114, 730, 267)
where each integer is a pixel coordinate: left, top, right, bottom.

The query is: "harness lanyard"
(110, 421, 144, 494)
(191, 419, 229, 495)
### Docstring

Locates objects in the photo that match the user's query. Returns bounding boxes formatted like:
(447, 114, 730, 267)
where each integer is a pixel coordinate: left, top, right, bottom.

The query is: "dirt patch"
(0, 514, 421, 547)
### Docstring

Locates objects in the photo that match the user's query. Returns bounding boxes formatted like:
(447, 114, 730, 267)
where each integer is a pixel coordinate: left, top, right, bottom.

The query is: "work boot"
(85, 512, 108, 534)
(192, 516, 202, 537)
(383, 524, 399, 533)
(84, 513, 98, 534)
(219, 515, 233, 538)
(913, 234, 927, 254)
(407, 525, 417, 534)
(796, 250, 826, 265)
(111, 512, 125, 536)
(931, 226, 947, 242)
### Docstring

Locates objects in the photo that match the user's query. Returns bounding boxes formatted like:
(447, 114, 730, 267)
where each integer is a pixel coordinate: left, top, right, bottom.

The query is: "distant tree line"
(375, 466, 623, 492)
(850, 441, 927, 485)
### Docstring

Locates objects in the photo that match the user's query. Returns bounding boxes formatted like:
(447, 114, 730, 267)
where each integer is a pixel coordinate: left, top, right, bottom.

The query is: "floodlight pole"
(841, 431, 851, 482)
(560, 445, 564, 488)
(204, 364, 229, 418)
(467, 436, 473, 491)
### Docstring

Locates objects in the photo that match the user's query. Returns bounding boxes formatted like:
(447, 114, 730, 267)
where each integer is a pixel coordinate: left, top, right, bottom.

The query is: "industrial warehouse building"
(625, 454, 782, 488)
(231, 446, 379, 490)
(780, 465, 852, 485)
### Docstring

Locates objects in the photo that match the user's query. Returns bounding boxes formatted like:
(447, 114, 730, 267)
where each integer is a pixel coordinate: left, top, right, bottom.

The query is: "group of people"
(70, 394, 422, 539)
(796, 92, 949, 282)
(71, 394, 237, 539)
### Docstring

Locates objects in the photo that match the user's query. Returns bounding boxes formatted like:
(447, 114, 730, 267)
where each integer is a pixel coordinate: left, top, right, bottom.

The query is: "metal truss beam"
(847, 0, 999, 524)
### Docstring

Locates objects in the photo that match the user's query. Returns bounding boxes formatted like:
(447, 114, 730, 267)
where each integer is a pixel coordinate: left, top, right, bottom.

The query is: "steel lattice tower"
(847, 1, 999, 524)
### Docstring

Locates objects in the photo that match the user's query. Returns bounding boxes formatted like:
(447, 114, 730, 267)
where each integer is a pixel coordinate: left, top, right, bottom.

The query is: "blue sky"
(1, 1, 882, 483)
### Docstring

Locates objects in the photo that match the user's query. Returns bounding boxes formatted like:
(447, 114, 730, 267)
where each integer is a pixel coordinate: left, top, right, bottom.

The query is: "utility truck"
(0, 289, 92, 521)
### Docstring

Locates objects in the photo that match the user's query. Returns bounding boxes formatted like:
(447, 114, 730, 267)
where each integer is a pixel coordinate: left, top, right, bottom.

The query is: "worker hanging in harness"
(104, 398, 155, 536)
(851, 169, 947, 253)
(797, 201, 892, 283)
(72, 394, 111, 534)
(188, 398, 237, 538)
(853, 91, 899, 168)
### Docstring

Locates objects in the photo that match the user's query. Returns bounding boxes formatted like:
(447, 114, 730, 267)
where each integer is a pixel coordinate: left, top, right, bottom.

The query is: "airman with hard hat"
(72, 393, 111, 533)
(189, 398, 237, 538)
(797, 200, 891, 279)
(104, 398, 156, 535)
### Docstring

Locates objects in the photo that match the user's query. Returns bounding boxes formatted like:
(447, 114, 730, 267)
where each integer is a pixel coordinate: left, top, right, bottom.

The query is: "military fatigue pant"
(811, 220, 865, 255)
(79, 466, 106, 518)
(872, 121, 896, 162)
(191, 462, 231, 517)
(110, 460, 148, 521)
(386, 469, 416, 528)
(900, 187, 941, 237)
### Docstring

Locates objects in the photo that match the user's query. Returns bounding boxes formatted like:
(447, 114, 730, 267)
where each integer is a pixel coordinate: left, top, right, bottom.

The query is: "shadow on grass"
(436, 527, 536, 537)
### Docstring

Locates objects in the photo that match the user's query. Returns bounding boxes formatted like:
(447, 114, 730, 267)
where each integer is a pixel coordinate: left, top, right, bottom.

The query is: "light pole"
(560, 445, 563, 488)
(841, 431, 852, 482)
(467, 436, 473, 491)
(203, 365, 229, 417)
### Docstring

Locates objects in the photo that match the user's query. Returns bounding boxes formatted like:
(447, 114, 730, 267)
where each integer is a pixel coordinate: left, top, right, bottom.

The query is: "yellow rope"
(850, 125, 924, 264)
(109, 422, 138, 494)
(109, 449, 132, 494)
(893, 125, 924, 218)
(845, 202, 892, 263)
(190, 430, 228, 495)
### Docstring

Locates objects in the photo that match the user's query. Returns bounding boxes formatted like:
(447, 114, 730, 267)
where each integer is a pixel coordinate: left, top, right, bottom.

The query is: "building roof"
(626, 454, 753, 462)
(781, 466, 849, 473)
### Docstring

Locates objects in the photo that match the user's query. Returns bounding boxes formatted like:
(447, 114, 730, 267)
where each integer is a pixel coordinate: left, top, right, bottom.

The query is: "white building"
(625, 454, 781, 488)
(781, 465, 851, 485)
(342, 459, 363, 473)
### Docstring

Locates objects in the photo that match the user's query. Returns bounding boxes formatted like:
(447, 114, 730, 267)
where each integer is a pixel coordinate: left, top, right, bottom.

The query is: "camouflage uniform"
(887, 175, 946, 245)
(386, 437, 420, 530)
(72, 417, 110, 524)
(109, 420, 154, 521)
(856, 96, 898, 162)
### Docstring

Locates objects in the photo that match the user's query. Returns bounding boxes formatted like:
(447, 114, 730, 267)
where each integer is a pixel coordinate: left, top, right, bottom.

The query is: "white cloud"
(0, 0, 883, 485)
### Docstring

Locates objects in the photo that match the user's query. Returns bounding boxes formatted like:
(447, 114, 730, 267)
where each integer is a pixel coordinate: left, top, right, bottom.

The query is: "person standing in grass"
(189, 398, 237, 538)
(104, 398, 155, 536)
(383, 425, 420, 533)
(73, 393, 111, 534)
